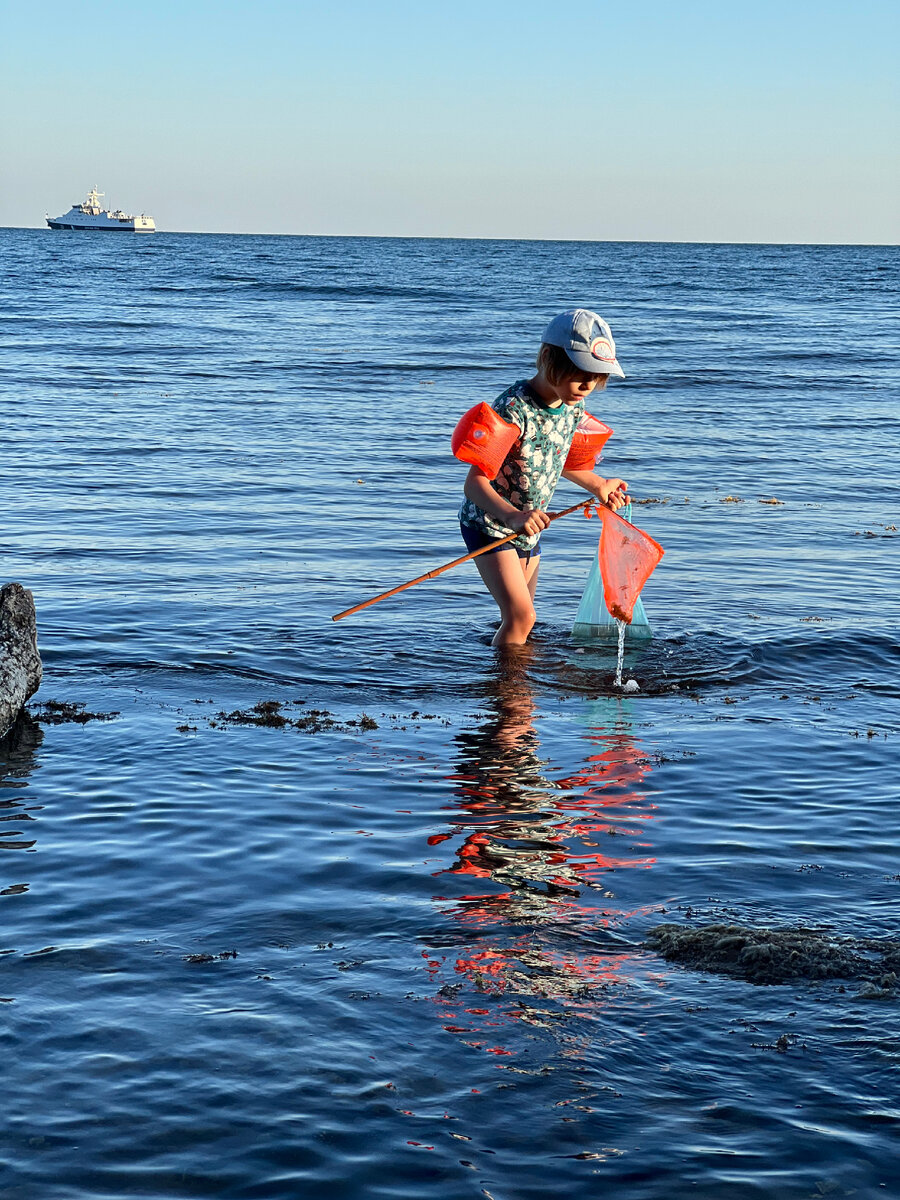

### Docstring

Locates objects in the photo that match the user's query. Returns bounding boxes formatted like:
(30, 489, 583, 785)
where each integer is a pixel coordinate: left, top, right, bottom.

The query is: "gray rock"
(0, 584, 42, 740)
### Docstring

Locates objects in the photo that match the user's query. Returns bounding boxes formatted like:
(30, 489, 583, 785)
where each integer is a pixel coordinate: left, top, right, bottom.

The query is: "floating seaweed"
(211, 700, 376, 734)
(33, 700, 119, 725)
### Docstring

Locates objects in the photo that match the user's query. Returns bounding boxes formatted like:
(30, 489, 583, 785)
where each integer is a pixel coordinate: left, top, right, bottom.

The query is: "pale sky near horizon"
(2, 0, 898, 243)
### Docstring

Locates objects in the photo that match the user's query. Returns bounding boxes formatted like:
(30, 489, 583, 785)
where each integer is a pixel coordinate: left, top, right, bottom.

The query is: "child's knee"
(504, 600, 536, 635)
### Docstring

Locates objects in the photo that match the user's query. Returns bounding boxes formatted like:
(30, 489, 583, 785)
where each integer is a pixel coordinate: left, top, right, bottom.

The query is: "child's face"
(552, 372, 605, 406)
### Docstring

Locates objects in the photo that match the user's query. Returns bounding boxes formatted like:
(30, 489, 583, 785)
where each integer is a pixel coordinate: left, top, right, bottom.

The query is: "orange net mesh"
(564, 413, 613, 472)
(451, 402, 519, 480)
(597, 506, 664, 623)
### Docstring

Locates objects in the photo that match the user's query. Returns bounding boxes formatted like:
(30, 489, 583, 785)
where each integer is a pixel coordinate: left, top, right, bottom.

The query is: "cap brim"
(565, 348, 625, 379)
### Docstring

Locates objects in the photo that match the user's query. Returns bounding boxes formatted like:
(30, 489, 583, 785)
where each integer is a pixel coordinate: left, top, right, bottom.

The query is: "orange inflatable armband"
(564, 413, 613, 472)
(597, 506, 664, 623)
(451, 402, 519, 480)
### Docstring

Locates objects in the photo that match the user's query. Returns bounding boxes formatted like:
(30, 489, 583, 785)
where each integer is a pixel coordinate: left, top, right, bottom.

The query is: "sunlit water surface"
(1, 229, 898, 1198)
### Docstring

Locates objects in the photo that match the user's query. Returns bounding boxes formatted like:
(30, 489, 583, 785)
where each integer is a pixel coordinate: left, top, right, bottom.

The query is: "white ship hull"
(46, 188, 155, 233)
(47, 214, 155, 232)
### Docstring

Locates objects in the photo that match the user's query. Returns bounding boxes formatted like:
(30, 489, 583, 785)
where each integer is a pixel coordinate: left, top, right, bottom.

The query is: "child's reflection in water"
(423, 648, 659, 1049)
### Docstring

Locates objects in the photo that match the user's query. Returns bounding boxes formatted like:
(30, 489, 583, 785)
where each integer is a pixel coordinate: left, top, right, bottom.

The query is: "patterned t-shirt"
(458, 380, 585, 551)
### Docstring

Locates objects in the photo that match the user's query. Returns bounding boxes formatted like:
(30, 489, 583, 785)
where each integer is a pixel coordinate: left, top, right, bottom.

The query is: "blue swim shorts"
(460, 522, 541, 560)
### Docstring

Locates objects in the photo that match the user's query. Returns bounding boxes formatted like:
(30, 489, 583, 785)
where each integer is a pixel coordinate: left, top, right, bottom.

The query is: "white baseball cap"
(541, 309, 625, 378)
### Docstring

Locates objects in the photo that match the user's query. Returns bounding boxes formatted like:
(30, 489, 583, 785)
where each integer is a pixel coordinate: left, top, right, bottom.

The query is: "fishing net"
(571, 503, 662, 639)
(451, 402, 519, 480)
(564, 413, 613, 472)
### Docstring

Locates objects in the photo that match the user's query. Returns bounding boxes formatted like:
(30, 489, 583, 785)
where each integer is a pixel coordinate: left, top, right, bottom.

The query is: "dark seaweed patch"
(183, 950, 238, 964)
(215, 700, 291, 728)
(202, 701, 454, 735)
(646, 922, 900, 992)
(32, 700, 119, 725)
(210, 700, 375, 734)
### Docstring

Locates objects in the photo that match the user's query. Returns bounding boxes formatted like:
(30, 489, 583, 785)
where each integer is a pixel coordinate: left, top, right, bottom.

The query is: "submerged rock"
(646, 922, 900, 990)
(0, 584, 42, 741)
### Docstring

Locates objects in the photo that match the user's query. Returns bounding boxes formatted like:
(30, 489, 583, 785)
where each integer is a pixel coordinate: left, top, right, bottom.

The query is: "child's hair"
(536, 343, 610, 389)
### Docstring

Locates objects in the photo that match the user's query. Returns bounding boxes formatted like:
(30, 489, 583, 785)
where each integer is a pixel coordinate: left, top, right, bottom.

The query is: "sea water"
(1, 229, 898, 1199)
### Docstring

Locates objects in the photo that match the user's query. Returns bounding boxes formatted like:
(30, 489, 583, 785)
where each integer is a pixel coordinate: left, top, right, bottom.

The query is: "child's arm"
(560, 467, 628, 510)
(464, 467, 551, 536)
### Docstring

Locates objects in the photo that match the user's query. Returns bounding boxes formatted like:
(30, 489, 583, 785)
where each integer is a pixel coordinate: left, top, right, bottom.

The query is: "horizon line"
(2, 224, 898, 249)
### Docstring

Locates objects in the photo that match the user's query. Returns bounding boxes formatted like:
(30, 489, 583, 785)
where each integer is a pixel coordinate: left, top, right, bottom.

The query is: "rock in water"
(0, 584, 42, 740)
(645, 921, 900, 989)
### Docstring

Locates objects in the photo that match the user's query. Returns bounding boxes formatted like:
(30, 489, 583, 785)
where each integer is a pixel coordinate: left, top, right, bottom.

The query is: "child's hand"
(597, 478, 628, 509)
(510, 508, 551, 537)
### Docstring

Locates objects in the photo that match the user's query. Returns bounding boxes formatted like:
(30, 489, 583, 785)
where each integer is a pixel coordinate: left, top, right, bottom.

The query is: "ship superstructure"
(46, 187, 155, 232)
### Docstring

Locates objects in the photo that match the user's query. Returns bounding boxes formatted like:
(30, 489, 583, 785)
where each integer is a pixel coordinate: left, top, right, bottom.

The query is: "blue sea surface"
(1, 228, 898, 1198)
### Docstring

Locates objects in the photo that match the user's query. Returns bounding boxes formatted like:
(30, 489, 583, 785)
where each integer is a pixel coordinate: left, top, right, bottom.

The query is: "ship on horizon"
(46, 187, 156, 232)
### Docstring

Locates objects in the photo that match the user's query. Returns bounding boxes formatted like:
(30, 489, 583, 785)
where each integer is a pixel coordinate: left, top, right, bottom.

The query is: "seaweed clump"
(211, 700, 377, 734)
(646, 922, 900, 990)
(215, 700, 291, 728)
(183, 950, 238, 964)
(33, 700, 119, 725)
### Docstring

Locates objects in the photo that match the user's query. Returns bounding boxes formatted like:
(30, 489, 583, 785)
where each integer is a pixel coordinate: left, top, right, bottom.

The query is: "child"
(458, 309, 628, 647)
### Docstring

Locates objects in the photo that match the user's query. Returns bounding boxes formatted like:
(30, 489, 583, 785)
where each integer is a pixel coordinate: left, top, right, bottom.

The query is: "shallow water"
(1, 228, 899, 1198)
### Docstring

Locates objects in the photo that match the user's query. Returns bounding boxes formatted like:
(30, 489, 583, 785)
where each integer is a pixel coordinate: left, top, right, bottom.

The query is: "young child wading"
(457, 309, 628, 647)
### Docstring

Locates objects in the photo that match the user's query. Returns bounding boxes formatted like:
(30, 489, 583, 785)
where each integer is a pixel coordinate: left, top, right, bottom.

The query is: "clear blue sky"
(2, 0, 897, 242)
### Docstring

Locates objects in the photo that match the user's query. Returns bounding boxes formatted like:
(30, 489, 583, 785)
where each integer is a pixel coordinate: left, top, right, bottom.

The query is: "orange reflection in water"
(423, 650, 660, 1056)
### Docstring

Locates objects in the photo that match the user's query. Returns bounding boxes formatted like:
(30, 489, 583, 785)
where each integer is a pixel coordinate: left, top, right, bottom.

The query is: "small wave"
(538, 628, 900, 698)
(678, 629, 900, 695)
(148, 279, 464, 302)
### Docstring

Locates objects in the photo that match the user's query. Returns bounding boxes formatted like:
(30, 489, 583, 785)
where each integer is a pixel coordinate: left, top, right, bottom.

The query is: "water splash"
(614, 620, 640, 692)
(615, 620, 626, 687)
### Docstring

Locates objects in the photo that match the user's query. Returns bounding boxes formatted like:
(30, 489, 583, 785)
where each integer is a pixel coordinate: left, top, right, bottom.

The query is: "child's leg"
(526, 557, 540, 601)
(474, 549, 541, 646)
